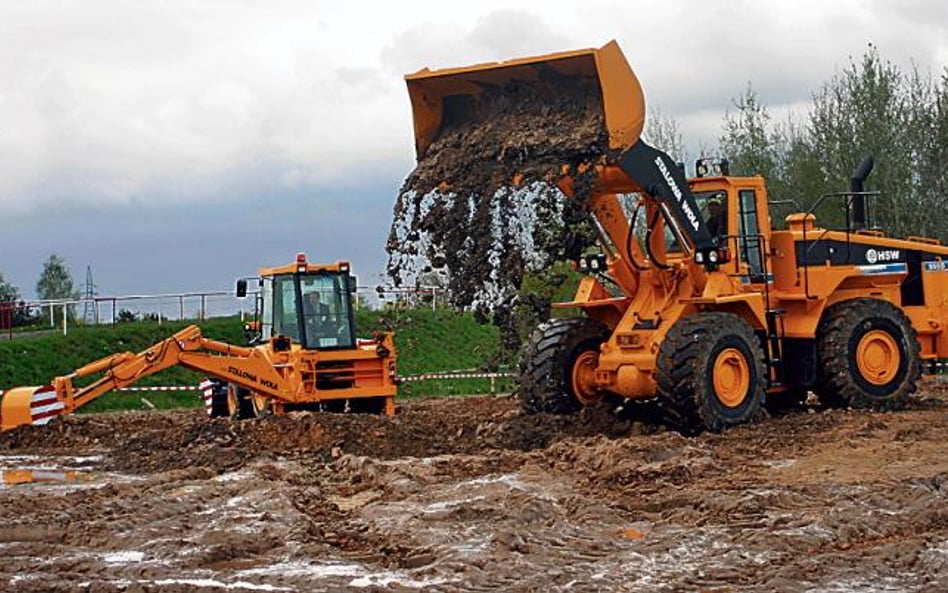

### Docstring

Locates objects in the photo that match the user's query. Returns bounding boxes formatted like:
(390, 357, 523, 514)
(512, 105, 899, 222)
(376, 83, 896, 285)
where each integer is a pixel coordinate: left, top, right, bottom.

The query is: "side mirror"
(347, 276, 357, 293)
(236, 279, 248, 298)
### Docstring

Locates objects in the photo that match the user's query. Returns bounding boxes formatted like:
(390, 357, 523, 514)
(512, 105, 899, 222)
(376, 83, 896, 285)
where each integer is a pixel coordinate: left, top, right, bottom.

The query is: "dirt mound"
(386, 71, 606, 318)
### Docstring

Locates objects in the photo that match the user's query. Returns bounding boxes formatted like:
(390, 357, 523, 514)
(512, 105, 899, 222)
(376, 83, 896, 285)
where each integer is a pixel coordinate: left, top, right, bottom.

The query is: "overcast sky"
(1, 0, 946, 299)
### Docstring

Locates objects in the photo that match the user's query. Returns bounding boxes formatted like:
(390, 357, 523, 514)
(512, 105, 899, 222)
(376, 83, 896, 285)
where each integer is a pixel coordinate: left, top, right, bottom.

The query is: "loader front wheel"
(518, 318, 611, 415)
(814, 299, 920, 410)
(657, 312, 765, 435)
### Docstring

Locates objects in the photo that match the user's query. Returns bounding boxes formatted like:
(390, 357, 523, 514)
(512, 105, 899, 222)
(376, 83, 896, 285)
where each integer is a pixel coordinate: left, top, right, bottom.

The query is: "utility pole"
(82, 265, 98, 325)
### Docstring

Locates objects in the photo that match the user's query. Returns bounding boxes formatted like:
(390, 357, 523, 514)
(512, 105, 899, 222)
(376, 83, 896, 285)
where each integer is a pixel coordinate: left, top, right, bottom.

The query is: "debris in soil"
(386, 70, 607, 335)
(4, 383, 948, 592)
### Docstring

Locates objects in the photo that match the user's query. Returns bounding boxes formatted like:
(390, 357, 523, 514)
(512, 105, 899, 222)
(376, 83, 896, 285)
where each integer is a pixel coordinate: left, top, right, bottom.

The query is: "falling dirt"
(5, 381, 948, 591)
(386, 70, 605, 326)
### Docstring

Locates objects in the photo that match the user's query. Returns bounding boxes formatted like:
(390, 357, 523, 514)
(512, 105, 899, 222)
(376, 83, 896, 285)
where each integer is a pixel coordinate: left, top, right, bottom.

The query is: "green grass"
(0, 307, 511, 413)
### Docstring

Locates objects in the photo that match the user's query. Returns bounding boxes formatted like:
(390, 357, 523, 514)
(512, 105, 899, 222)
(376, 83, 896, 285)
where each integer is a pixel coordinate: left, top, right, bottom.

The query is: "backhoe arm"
(1, 325, 288, 431)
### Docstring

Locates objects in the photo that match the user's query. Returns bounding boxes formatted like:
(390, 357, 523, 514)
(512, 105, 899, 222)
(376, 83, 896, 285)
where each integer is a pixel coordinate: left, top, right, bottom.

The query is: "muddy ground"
(3, 383, 948, 592)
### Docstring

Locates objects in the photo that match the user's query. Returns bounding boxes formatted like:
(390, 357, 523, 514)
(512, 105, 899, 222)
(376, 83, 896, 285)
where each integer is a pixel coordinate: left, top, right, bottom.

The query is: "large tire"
(518, 318, 611, 415)
(814, 298, 920, 410)
(657, 312, 766, 435)
(227, 384, 256, 420)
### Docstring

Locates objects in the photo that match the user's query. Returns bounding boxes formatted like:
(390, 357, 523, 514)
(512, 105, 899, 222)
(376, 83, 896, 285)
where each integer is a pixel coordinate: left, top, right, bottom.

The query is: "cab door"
(735, 185, 771, 284)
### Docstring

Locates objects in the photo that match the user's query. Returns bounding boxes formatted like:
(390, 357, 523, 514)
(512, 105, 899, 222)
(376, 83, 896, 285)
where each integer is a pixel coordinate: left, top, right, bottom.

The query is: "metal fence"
(0, 285, 450, 339)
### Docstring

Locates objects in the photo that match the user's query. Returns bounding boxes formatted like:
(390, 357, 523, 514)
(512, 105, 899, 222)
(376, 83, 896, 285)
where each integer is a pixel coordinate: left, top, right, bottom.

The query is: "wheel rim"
(712, 348, 751, 408)
(856, 329, 900, 386)
(226, 385, 239, 418)
(251, 393, 270, 417)
(571, 350, 600, 405)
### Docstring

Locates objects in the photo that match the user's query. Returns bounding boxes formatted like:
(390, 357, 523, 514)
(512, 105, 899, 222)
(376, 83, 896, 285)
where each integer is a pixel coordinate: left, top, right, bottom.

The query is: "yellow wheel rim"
(856, 330, 900, 386)
(252, 393, 270, 417)
(571, 350, 601, 405)
(226, 385, 240, 418)
(713, 348, 751, 408)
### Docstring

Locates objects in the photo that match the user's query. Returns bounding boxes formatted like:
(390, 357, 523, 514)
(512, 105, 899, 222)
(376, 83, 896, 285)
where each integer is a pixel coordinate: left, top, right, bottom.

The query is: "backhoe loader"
(405, 41, 948, 434)
(0, 254, 397, 431)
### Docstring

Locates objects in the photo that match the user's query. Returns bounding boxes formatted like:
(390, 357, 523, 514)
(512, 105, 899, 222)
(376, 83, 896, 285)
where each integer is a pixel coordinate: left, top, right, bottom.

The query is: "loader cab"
(257, 255, 357, 350)
(690, 173, 773, 284)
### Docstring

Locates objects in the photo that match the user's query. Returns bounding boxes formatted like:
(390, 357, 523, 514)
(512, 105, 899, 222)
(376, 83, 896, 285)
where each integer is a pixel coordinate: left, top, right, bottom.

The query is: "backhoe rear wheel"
(518, 318, 611, 415)
(814, 298, 920, 410)
(657, 312, 766, 435)
(227, 384, 255, 420)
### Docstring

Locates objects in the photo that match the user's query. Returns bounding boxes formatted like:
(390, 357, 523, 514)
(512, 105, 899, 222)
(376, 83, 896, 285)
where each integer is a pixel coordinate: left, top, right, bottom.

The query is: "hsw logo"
(866, 248, 900, 264)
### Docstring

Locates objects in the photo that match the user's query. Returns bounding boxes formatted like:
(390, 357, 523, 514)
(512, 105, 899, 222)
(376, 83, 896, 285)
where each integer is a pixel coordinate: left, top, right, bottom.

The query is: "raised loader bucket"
(0, 385, 65, 431)
(405, 40, 646, 160)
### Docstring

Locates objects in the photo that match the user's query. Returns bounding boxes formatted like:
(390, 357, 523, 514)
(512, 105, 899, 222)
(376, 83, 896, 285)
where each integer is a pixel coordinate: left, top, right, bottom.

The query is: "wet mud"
(4, 381, 948, 591)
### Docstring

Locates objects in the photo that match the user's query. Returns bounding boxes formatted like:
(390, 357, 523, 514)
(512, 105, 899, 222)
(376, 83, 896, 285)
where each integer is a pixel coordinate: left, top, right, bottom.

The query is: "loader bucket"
(0, 385, 65, 431)
(405, 40, 646, 160)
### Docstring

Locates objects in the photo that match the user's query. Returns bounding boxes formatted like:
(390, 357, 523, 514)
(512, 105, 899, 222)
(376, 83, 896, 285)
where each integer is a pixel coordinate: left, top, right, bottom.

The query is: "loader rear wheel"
(518, 318, 611, 415)
(657, 312, 765, 435)
(227, 384, 255, 420)
(814, 299, 920, 410)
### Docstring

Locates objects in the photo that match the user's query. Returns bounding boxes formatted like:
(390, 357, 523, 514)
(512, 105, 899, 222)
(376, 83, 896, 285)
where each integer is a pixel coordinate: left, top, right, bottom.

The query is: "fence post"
(62, 304, 67, 336)
(157, 297, 162, 326)
(200, 295, 206, 320)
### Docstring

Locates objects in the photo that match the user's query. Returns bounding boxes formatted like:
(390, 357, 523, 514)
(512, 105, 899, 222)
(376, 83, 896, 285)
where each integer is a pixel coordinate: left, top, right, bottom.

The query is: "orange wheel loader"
(0, 254, 397, 431)
(405, 41, 947, 434)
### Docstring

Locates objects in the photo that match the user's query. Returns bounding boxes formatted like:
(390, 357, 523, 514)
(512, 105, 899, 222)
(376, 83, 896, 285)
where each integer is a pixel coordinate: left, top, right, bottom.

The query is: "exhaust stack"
(850, 155, 875, 230)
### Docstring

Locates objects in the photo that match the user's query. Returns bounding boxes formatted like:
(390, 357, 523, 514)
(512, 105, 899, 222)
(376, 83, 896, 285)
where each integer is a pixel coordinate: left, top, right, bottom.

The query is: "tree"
(36, 254, 79, 320)
(720, 84, 780, 183)
(808, 45, 914, 236)
(0, 271, 18, 304)
(644, 108, 686, 166)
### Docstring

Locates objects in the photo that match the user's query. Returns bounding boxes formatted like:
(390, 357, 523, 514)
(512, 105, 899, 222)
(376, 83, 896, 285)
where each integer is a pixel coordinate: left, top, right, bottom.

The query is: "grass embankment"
(0, 308, 511, 413)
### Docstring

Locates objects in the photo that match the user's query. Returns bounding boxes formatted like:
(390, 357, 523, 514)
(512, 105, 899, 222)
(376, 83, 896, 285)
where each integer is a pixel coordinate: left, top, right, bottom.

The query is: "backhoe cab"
(406, 41, 947, 435)
(245, 254, 360, 351)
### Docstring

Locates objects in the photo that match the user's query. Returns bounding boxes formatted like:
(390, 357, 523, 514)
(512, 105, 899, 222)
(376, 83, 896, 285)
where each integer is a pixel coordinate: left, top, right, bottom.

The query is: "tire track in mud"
(3, 385, 948, 591)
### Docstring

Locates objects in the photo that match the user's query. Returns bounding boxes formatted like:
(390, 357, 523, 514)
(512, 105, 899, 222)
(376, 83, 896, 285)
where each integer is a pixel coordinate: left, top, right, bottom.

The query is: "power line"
(82, 265, 98, 325)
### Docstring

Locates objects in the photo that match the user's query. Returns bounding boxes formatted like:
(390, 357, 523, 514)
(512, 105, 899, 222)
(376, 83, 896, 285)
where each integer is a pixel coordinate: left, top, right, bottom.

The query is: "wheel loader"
(405, 41, 948, 434)
(0, 254, 397, 431)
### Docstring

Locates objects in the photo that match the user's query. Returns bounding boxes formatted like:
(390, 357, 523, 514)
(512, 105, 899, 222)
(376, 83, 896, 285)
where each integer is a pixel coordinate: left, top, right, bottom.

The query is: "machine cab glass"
(261, 272, 356, 349)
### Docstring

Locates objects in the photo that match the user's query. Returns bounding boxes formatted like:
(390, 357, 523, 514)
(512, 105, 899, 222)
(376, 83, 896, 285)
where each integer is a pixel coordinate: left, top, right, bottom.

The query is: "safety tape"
(116, 386, 202, 392)
(396, 372, 515, 383)
(103, 371, 517, 392)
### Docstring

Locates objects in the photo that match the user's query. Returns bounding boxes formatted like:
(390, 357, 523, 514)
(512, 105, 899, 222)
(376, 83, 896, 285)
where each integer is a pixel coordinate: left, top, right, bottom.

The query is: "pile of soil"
(386, 69, 610, 321)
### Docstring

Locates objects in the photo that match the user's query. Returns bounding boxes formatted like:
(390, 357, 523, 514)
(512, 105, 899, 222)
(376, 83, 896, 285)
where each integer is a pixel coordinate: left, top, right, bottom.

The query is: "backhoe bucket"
(405, 40, 646, 160)
(0, 385, 65, 431)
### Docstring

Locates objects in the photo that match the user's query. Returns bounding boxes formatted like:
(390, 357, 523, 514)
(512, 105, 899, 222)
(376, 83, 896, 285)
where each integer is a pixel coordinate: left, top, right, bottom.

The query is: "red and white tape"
(396, 372, 515, 383)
